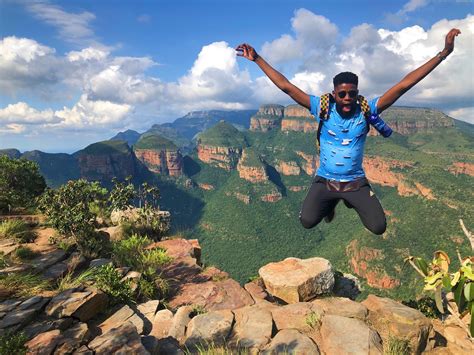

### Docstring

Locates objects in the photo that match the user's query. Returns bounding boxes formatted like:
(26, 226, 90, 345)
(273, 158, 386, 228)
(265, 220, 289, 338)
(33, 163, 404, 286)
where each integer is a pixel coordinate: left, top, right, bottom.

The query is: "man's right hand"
(235, 43, 259, 61)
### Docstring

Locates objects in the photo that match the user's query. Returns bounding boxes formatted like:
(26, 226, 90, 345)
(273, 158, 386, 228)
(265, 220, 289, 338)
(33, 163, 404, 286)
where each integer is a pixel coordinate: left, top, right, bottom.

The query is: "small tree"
(0, 156, 46, 214)
(38, 179, 107, 258)
(108, 176, 136, 212)
(406, 220, 473, 337)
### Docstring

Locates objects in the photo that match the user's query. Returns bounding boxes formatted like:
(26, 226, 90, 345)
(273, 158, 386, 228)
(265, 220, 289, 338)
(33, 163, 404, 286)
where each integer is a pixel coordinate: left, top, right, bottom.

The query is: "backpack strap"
(358, 94, 372, 133)
(317, 93, 333, 146)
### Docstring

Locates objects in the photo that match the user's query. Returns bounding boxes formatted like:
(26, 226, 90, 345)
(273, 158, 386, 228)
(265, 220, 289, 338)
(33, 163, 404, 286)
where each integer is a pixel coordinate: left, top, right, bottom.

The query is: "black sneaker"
(324, 208, 336, 223)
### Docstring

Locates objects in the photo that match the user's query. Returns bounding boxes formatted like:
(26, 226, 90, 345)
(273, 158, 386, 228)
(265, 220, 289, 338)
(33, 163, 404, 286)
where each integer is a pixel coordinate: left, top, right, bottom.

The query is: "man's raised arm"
(236, 43, 311, 110)
(377, 28, 461, 114)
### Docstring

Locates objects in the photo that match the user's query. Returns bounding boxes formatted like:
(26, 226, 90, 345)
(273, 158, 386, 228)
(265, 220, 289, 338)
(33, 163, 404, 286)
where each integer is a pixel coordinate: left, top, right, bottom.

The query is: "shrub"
(0, 156, 46, 214)
(15, 246, 38, 260)
(0, 219, 36, 242)
(305, 311, 321, 329)
(93, 264, 134, 305)
(38, 180, 108, 257)
(0, 332, 27, 355)
(109, 177, 136, 213)
(112, 234, 172, 273)
(402, 296, 441, 319)
(0, 252, 7, 268)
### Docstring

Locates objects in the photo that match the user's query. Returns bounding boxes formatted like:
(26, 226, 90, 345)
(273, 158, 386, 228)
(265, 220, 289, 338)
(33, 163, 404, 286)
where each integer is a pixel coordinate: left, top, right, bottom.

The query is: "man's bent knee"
(299, 211, 322, 229)
(368, 219, 386, 235)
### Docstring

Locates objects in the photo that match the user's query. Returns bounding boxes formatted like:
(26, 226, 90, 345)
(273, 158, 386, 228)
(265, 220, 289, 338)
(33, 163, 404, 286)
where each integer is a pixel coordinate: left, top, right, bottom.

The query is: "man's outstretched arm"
(377, 28, 461, 114)
(236, 43, 311, 109)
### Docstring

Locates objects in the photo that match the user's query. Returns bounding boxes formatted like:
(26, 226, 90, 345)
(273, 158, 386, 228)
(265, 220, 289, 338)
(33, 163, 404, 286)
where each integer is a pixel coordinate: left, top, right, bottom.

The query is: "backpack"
(316, 93, 371, 146)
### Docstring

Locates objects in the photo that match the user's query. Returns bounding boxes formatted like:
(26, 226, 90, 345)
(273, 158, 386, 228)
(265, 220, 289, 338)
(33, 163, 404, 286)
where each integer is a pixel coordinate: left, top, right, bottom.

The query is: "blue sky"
(0, 0, 473, 153)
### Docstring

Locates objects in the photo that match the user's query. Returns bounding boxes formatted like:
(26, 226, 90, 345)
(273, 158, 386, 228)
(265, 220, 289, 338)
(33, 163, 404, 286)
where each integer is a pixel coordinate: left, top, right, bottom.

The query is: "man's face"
(333, 83, 358, 115)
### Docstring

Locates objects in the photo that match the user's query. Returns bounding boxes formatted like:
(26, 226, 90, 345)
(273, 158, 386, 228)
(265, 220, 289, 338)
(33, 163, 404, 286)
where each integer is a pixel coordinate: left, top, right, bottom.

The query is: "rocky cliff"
(281, 104, 318, 133)
(250, 104, 284, 132)
(196, 121, 246, 171)
(75, 140, 138, 183)
(237, 149, 268, 183)
(133, 133, 183, 177)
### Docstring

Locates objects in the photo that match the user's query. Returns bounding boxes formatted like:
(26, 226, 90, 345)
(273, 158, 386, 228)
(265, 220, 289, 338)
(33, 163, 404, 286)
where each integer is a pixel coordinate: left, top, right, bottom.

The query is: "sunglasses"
(336, 90, 358, 99)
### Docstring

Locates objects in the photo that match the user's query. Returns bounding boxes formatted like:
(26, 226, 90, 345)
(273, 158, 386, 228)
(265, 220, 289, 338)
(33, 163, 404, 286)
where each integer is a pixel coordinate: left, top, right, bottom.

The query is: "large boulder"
(167, 279, 254, 311)
(312, 296, 368, 320)
(259, 257, 334, 303)
(45, 288, 108, 322)
(230, 305, 273, 353)
(261, 329, 320, 355)
(320, 315, 383, 354)
(99, 305, 145, 335)
(184, 310, 234, 350)
(271, 302, 324, 333)
(87, 321, 149, 354)
(362, 295, 433, 354)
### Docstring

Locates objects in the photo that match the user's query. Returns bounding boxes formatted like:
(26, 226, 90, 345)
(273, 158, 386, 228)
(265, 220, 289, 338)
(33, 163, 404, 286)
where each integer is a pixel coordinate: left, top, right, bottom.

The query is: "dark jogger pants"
(299, 176, 387, 235)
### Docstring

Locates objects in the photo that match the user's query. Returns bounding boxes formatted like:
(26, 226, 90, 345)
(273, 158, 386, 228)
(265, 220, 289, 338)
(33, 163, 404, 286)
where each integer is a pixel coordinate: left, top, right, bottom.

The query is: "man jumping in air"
(236, 28, 460, 235)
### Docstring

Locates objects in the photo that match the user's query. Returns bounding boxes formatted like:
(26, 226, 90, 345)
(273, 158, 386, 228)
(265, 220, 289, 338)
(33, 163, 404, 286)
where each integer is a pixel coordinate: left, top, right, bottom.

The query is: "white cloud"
(448, 107, 474, 124)
(67, 47, 109, 62)
(385, 0, 430, 25)
(25, 0, 96, 45)
(0, 124, 26, 134)
(261, 9, 338, 65)
(0, 102, 58, 124)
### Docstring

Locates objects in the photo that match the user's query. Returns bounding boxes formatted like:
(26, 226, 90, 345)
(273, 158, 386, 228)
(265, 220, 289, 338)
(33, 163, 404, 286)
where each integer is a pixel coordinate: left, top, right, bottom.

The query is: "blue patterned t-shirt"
(309, 95, 380, 182)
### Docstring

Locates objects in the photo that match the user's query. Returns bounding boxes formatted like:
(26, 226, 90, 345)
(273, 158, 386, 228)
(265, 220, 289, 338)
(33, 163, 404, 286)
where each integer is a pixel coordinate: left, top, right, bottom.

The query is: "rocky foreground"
(0, 237, 472, 354)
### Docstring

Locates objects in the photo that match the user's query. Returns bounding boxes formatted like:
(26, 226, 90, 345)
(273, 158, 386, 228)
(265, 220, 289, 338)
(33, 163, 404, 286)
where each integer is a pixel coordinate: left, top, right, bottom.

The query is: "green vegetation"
(402, 296, 441, 319)
(0, 272, 50, 299)
(0, 155, 46, 213)
(14, 246, 38, 260)
(383, 336, 410, 355)
(38, 180, 108, 258)
(240, 148, 264, 167)
(79, 140, 131, 155)
(197, 121, 247, 147)
(134, 132, 178, 150)
(0, 332, 27, 355)
(93, 264, 135, 305)
(0, 219, 36, 243)
(305, 311, 321, 329)
(406, 248, 474, 336)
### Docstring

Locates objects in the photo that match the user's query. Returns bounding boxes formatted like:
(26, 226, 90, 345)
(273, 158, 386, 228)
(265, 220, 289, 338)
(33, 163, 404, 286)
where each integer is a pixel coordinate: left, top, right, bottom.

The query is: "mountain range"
(1, 104, 473, 301)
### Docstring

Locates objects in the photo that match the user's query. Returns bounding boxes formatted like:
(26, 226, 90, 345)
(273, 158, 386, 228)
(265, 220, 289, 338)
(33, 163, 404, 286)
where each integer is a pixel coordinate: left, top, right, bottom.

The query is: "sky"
(0, 0, 473, 153)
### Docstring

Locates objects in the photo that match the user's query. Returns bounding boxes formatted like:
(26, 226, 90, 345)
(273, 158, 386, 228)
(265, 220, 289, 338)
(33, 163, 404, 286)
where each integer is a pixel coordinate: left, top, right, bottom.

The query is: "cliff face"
(250, 104, 284, 132)
(77, 151, 136, 182)
(134, 149, 183, 176)
(275, 160, 301, 176)
(448, 162, 474, 177)
(237, 149, 268, 183)
(197, 145, 241, 171)
(281, 104, 318, 133)
(363, 157, 435, 200)
(295, 151, 319, 176)
(346, 240, 400, 289)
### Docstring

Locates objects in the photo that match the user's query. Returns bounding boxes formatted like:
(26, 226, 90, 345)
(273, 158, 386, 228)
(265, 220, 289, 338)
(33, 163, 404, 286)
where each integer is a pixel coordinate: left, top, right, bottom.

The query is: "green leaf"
(442, 275, 452, 291)
(464, 282, 474, 302)
(470, 302, 474, 338)
(415, 258, 429, 276)
(453, 276, 466, 313)
(434, 285, 444, 313)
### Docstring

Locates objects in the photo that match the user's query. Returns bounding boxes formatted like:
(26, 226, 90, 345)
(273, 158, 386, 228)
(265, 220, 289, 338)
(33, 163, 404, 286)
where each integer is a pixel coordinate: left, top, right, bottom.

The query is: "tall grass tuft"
(0, 219, 36, 242)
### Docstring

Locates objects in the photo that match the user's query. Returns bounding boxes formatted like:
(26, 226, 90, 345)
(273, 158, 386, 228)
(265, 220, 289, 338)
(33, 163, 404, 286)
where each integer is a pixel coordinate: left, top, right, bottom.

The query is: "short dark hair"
(333, 72, 358, 87)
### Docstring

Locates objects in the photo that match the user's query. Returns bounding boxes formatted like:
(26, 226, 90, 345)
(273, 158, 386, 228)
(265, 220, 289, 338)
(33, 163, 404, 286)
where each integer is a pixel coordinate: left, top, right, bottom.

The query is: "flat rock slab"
(99, 305, 145, 335)
(312, 296, 368, 320)
(230, 305, 273, 352)
(320, 315, 383, 355)
(88, 321, 150, 354)
(168, 279, 254, 311)
(31, 249, 67, 272)
(362, 295, 433, 354)
(46, 288, 108, 321)
(184, 310, 234, 349)
(25, 329, 63, 355)
(259, 257, 334, 304)
(271, 302, 324, 333)
(147, 239, 198, 260)
(43, 262, 68, 280)
(261, 329, 320, 355)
